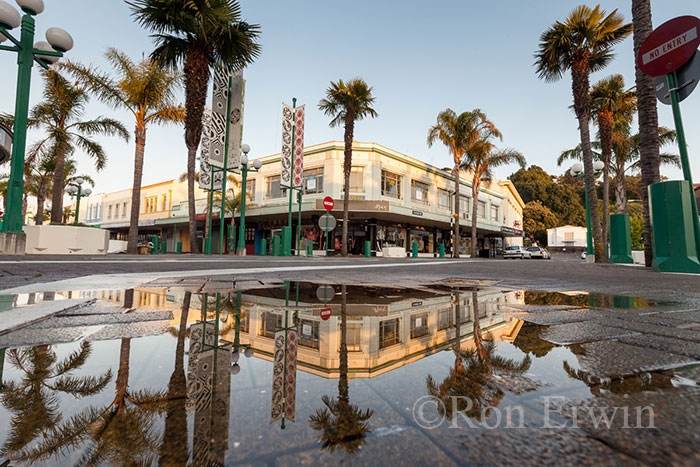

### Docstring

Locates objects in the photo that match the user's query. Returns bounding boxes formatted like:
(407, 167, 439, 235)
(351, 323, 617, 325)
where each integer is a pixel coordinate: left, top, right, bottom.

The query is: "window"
(239, 308, 249, 333)
(122, 201, 127, 218)
(438, 189, 451, 210)
(349, 166, 364, 192)
(261, 312, 282, 338)
(162, 194, 168, 211)
(478, 200, 486, 218)
(381, 170, 402, 199)
(438, 308, 453, 331)
(491, 205, 499, 222)
(459, 196, 470, 215)
(564, 232, 574, 241)
(246, 179, 256, 199)
(379, 318, 400, 349)
(107, 204, 113, 219)
(115, 203, 120, 218)
(303, 167, 323, 194)
(410, 312, 430, 339)
(342, 323, 362, 352)
(299, 319, 320, 349)
(265, 175, 284, 199)
(411, 180, 429, 205)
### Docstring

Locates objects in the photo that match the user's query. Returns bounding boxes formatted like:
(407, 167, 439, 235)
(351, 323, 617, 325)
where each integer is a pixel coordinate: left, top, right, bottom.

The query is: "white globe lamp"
(0, 1, 21, 30)
(15, 0, 43, 15)
(45, 27, 73, 52)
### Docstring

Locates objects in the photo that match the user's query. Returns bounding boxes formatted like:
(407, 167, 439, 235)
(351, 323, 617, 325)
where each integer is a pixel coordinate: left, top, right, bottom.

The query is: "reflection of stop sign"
(323, 196, 334, 211)
(320, 307, 332, 320)
(638, 16, 700, 76)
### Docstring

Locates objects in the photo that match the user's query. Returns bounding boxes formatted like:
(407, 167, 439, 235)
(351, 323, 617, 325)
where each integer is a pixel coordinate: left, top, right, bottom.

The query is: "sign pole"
(206, 169, 214, 255)
(325, 213, 330, 257)
(297, 190, 303, 257)
(287, 98, 297, 256)
(666, 70, 700, 255)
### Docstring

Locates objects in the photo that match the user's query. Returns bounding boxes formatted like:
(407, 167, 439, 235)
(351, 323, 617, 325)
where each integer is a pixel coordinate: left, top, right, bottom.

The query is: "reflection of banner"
(281, 103, 294, 187)
(285, 329, 298, 422)
(226, 71, 244, 171)
(270, 331, 285, 423)
(292, 106, 305, 188)
(270, 329, 298, 423)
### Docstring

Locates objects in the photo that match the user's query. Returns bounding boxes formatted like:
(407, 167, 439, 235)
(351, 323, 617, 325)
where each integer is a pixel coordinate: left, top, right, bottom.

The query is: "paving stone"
(542, 322, 640, 345)
(86, 320, 171, 340)
(593, 317, 700, 343)
(511, 309, 598, 325)
(617, 334, 700, 360)
(576, 340, 697, 377)
(27, 309, 173, 329)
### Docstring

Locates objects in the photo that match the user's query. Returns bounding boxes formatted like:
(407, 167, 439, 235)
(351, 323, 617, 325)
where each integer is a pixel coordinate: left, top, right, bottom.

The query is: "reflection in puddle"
(0, 283, 696, 465)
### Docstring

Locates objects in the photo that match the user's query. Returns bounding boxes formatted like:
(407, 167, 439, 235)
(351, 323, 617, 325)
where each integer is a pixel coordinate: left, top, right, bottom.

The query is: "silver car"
(504, 245, 531, 259)
(526, 246, 551, 259)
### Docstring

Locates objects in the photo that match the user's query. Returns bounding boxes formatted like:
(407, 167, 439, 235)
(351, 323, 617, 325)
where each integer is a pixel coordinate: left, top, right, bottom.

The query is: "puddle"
(0, 283, 697, 465)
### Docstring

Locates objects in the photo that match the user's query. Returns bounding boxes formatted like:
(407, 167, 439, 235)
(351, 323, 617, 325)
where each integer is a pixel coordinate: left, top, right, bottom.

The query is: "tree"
(128, 0, 261, 254)
(631, 0, 661, 267)
(589, 74, 636, 249)
(28, 70, 129, 223)
(462, 122, 525, 258)
(428, 109, 495, 257)
(59, 49, 185, 253)
(508, 165, 552, 205)
(319, 78, 378, 256)
(523, 201, 559, 245)
(535, 5, 632, 262)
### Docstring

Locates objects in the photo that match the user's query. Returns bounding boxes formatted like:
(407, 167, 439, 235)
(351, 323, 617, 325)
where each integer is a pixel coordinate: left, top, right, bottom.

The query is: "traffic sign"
(320, 307, 332, 320)
(316, 284, 335, 302)
(638, 16, 700, 77)
(318, 213, 336, 232)
(654, 50, 700, 105)
(323, 196, 334, 211)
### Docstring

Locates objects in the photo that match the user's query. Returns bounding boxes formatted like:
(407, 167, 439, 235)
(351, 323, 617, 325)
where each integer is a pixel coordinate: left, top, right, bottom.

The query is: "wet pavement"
(0, 282, 698, 466)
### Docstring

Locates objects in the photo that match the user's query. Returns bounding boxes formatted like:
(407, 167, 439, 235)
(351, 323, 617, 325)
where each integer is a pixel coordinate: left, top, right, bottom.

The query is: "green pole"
(219, 75, 234, 255)
(237, 162, 248, 254)
(74, 184, 82, 224)
(173, 223, 177, 253)
(666, 72, 700, 257)
(206, 171, 214, 255)
(287, 98, 297, 255)
(1, 15, 36, 233)
(235, 290, 242, 348)
(325, 213, 330, 257)
(297, 189, 303, 256)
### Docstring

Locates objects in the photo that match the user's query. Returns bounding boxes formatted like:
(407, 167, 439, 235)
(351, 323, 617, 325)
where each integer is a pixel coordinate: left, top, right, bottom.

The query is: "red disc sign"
(638, 16, 700, 76)
(320, 307, 332, 320)
(323, 196, 334, 211)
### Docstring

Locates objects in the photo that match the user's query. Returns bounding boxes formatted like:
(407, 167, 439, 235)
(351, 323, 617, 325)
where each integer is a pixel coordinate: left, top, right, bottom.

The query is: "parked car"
(526, 246, 551, 259)
(504, 245, 532, 259)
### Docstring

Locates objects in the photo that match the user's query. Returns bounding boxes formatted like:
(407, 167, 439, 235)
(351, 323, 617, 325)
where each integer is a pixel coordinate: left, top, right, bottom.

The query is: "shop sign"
(138, 219, 156, 227)
(501, 226, 524, 236)
(411, 210, 424, 217)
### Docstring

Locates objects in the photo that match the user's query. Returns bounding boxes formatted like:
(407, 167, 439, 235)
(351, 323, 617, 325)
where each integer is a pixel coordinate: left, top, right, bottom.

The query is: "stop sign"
(638, 16, 700, 76)
(323, 196, 334, 211)
(320, 307, 332, 320)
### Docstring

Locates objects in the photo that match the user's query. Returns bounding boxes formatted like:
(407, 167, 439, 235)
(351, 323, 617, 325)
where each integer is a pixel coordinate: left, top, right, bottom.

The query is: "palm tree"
(59, 49, 185, 253)
(29, 70, 129, 223)
(128, 0, 262, 254)
(309, 284, 373, 454)
(535, 5, 632, 262)
(590, 74, 636, 248)
(631, 0, 661, 267)
(428, 109, 496, 257)
(462, 128, 525, 258)
(319, 79, 378, 256)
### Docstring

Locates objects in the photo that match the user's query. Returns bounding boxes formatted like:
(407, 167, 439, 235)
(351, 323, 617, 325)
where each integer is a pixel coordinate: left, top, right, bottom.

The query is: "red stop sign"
(320, 307, 332, 320)
(638, 16, 700, 76)
(323, 196, 334, 211)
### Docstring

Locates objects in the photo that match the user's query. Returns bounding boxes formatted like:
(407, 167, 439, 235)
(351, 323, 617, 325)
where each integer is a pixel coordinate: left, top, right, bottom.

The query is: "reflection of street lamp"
(65, 177, 91, 224)
(0, 0, 73, 234)
(569, 160, 604, 259)
(237, 144, 261, 256)
(227, 290, 254, 374)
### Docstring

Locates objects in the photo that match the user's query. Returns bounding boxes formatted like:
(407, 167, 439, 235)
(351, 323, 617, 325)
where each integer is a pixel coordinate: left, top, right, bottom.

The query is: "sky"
(1, 0, 699, 198)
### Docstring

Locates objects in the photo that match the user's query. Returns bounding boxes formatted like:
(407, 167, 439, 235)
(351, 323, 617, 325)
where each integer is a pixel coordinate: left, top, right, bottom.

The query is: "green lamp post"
(65, 178, 91, 224)
(0, 0, 73, 237)
(569, 160, 604, 261)
(237, 144, 261, 256)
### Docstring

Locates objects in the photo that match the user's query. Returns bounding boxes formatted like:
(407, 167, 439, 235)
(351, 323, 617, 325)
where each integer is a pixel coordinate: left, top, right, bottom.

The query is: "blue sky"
(1, 0, 699, 195)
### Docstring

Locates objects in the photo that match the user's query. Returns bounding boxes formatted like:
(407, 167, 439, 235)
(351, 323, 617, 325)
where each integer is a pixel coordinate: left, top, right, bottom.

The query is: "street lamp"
(570, 160, 604, 260)
(66, 177, 91, 224)
(0, 0, 73, 237)
(237, 144, 261, 256)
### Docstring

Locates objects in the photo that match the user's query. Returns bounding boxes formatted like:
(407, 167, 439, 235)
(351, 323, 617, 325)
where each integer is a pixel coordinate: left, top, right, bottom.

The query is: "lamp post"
(0, 0, 73, 237)
(570, 161, 604, 261)
(65, 177, 91, 224)
(236, 144, 261, 256)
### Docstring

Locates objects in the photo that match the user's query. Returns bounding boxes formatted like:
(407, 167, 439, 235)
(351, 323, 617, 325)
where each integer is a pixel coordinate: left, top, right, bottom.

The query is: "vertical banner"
(199, 110, 222, 192)
(281, 103, 294, 187)
(270, 331, 286, 423)
(227, 71, 244, 171)
(285, 329, 298, 422)
(209, 68, 229, 168)
(292, 106, 305, 188)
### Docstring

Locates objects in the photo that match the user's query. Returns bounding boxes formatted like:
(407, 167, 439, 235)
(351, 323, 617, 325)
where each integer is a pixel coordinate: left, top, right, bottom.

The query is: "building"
(547, 225, 587, 253)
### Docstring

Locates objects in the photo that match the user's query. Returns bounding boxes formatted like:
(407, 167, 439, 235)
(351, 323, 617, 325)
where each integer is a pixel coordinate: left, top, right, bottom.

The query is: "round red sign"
(320, 307, 332, 320)
(638, 16, 700, 77)
(323, 196, 334, 211)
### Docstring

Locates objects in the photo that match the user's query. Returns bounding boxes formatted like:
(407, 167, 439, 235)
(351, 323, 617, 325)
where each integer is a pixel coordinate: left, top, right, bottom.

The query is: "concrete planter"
(23, 225, 109, 255)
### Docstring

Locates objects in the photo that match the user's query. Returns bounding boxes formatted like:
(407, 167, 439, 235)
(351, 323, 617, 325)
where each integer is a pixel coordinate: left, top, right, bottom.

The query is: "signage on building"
(138, 219, 156, 227)
(340, 194, 366, 200)
(411, 210, 424, 217)
(638, 15, 700, 76)
(316, 199, 390, 212)
(501, 226, 524, 236)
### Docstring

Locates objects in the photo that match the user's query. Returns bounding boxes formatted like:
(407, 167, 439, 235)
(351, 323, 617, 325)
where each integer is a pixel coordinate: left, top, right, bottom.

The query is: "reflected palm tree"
(427, 291, 532, 420)
(563, 360, 674, 396)
(309, 284, 374, 454)
(0, 342, 112, 460)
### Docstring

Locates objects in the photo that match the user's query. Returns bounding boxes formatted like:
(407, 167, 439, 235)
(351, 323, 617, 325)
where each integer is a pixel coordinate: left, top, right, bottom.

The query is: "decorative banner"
(292, 106, 305, 188)
(270, 331, 286, 423)
(285, 329, 298, 422)
(226, 70, 244, 171)
(209, 68, 229, 168)
(270, 328, 298, 424)
(281, 103, 294, 187)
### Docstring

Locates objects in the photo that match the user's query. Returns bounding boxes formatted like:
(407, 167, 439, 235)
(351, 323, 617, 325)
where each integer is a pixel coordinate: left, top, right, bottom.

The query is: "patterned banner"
(285, 329, 298, 422)
(209, 68, 229, 168)
(281, 103, 294, 187)
(226, 71, 244, 171)
(270, 331, 286, 423)
(292, 106, 305, 188)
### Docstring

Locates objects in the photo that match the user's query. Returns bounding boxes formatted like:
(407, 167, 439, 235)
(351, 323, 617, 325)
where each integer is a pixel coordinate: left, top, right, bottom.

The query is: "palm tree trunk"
(341, 114, 354, 257)
(453, 166, 460, 258)
(183, 45, 211, 255)
(599, 114, 613, 254)
(471, 181, 480, 258)
(127, 125, 147, 254)
(632, 0, 660, 267)
(114, 337, 131, 411)
(572, 63, 604, 262)
(472, 291, 485, 361)
(619, 173, 628, 213)
(50, 145, 67, 224)
(453, 291, 464, 377)
(35, 182, 46, 225)
(338, 284, 349, 403)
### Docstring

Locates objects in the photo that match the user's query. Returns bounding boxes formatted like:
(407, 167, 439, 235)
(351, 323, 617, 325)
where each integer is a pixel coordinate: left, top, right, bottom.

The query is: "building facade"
(547, 225, 587, 253)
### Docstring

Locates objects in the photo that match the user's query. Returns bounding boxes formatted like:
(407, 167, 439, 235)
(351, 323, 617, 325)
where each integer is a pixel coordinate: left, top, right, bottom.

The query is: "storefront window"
(303, 167, 323, 194)
(410, 229, 433, 253)
(411, 180, 429, 205)
(410, 312, 429, 339)
(378, 225, 405, 248)
(299, 319, 320, 349)
(260, 312, 282, 338)
(379, 318, 400, 349)
(438, 189, 451, 210)
(265, 175, 285, 199)
(381, 170, 402, 199)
